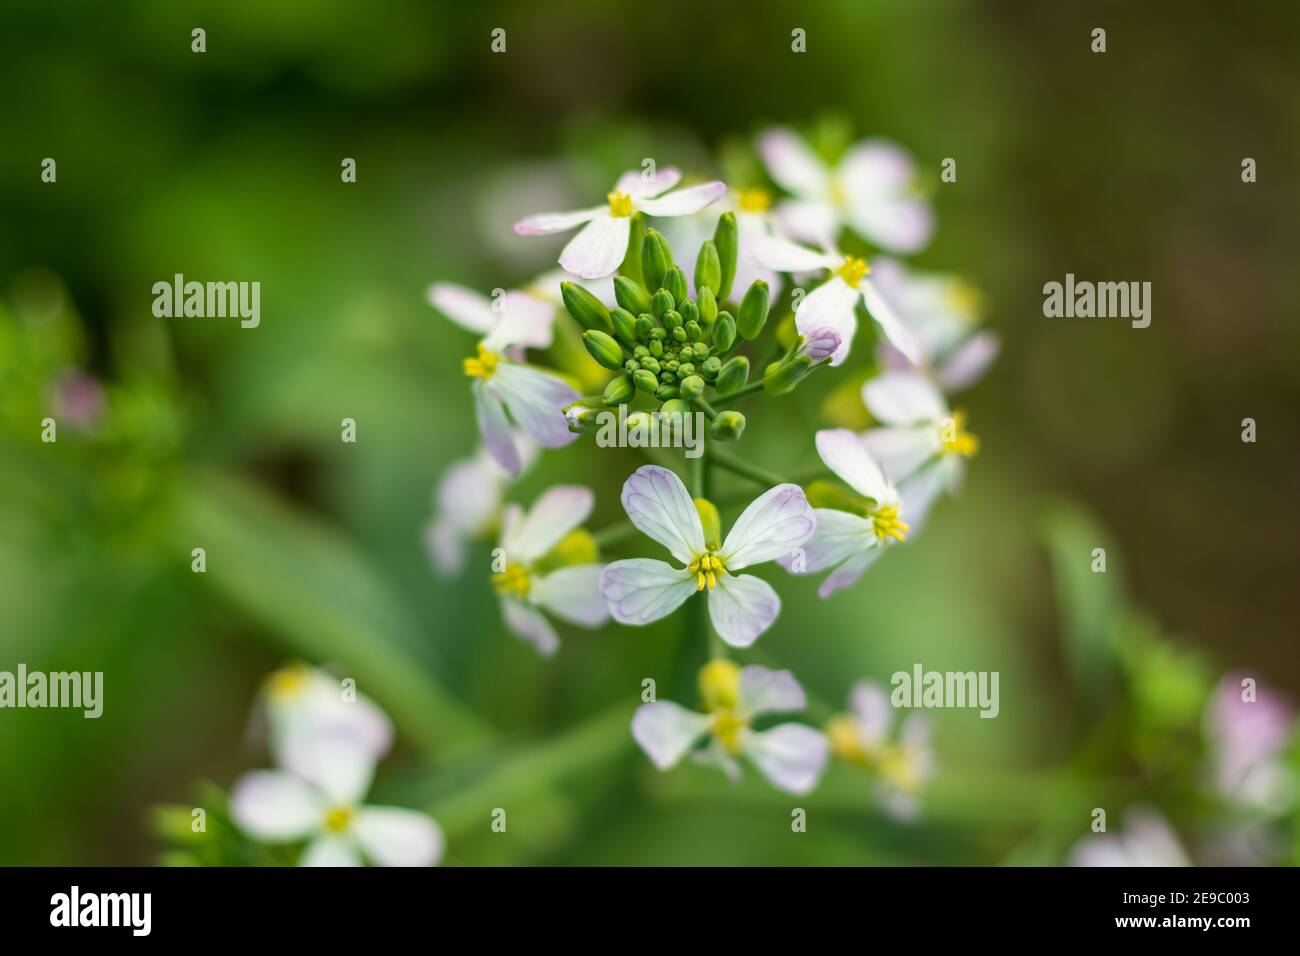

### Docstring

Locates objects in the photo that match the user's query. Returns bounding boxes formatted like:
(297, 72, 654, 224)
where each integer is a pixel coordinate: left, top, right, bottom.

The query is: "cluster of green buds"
(561, 214, 771, 443)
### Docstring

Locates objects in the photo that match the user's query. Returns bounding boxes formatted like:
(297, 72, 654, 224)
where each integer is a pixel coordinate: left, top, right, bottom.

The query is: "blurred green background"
(1, 0, 1297, 865)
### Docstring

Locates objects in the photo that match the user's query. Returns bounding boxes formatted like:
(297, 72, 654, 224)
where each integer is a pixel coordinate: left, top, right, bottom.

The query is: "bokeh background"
(1, 0, 1297, 865)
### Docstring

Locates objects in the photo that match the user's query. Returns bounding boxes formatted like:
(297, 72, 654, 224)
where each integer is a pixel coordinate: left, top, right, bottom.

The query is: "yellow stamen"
(834, 255, 869, 287)
(698, 659, 740, 711)
(735, 187, 772, 213)
(944, 279, 984, 322)
(266, 664, 311, 701)
(940, 410, 979, 458)
(711, 709, 749, 755)
(491, 562, 531, 598)
(322, 805, 354, 834)
(877, 744, 923, 794)
(870, 504, 909, 543)
(825, 714, 871, 767)
(463, 343, 500, 379)
(607, 190, 634, 217)
(687, 552, 728, 591)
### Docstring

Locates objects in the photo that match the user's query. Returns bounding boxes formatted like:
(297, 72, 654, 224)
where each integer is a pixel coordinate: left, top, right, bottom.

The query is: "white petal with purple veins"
(720, 484, 815, 570)
(707, 573, 780, 647)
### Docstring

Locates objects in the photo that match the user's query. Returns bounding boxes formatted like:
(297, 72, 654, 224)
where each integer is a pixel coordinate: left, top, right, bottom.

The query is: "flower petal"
(720, 484, 815, 571)
(796, 278, 860, 366)
(850, 680, 894, 745)
(504, 485, 593, 562)
(281, 725, 378, 805)
(860, 425, 940, 485)
(840, 140, 933, 253)
(487, 362, 580, 450)
(738, 665, 807, 718)
(513, 205, 603, 236)
(772, 199, 840, 248)
(815, 428, 894, 503)
(862, 370, 947, 425)
(744, 723, 829, 795)
(300, 836, 362, 867)
(426, 282, 495, 335)
(861, 281, 922, 364)
(473, 381, 522, 475)
(631, 701, 711, 769)
(896, 456, 959, 533)
(353, 807, 445, 867)
(230, 770, 323, 842)
(600, 559, 697, 626)
(501, 597, 560, 656)
(616, 165, 682, 198)
(936, 332, 1000, 393)
(777, 507, 873, 575)
(751, 235, 837, 274)
(818, 546, 884, 599)
(530, 564, 609, 627)
(638, 181, 728, 218)
(481, 291, 557, 352)
(708, 573, 780, 647)
(620, 465, 705, 564)
(560, 214, 631, 279)
(758, 127, 830, 199)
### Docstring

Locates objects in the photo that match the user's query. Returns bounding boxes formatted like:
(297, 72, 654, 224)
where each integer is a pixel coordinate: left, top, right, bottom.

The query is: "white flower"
(867, 257, 999, 392)
(1068, 807, 1190, 867)
(1204, 672, 1297, 814)
(525, 268, 616, 310)
(230, 735, 443, 868)
(632, 660, 829, 794)
(860, 371, 978, 533)
(825, 680, 935, 821)
(600, 465, 815, 647)
(751, 236, 920, 366)
(259, 664, 393, 785)
(424, 440, 537, 576)
(513, 166, 727, 279)
(427, 281, 557, 352)
(656, 187, 784, 299)
(492, 485, 609, 656)
(757, 127, 933, 253)
(778, 429, 909, 598)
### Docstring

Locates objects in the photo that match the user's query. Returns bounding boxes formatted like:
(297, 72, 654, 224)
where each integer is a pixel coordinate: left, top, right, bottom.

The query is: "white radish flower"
(825, 680, 935, 821)
(258, 664, 394, 786)
(750, 235, 920, 367)
(632, 660, 829, 795)
(424, 439, 537, 576)
(492, 485, 609, 657)
(513, 166, 727, 279)
(230, 732, 443, 868)
(867, 257, 999, 393)
(778, 429, 909, 598)
(757, 127, 933, 253)
(600, 465, 815, 648)
(1068, 807, 1190, 867)
(430, 282, 580, 475)
(525, 268, 617, 310)
(860, 371, 979, 533)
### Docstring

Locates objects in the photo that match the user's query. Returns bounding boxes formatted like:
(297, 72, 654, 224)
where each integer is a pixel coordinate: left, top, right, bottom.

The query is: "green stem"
(712, 379, 764, 405)
(693, 397, 719, 421)
(709, 448, 792, 489)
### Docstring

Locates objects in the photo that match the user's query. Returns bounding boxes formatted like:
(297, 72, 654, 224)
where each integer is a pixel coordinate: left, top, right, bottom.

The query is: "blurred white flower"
(632, 660, 829, 794)
(860, 371, 979, 533)
(1068, 807, 1190, 867)
(425, 439, 537, 576)
(428, 281, 557, 352)
(779, 429, 909, 598)
(826, 680, 935, 821)
(492, 485, 608, 656)
(757, 127, 933, 253)
(514, 166, 726, 279)
(656, 187, 784, 300)
(1204, 672, 1297, 814)
(601, 465, 814, 647)
(751, 236, 919, 366)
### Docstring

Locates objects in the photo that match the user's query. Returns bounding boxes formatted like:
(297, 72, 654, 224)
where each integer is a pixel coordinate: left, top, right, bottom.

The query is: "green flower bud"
(635, 314, 654, 339)
(642, 229, 673, 294)
(693, 498, 722, 551)
(651, 289, 675, 320)
(701, 356, 722, 379)
(697, 286, 718, 325)
(713, 212, 739, 302)
(679, 300, 699, 325)
(715, 356, 750, 394)
(712, 312, 736, 352)
(671, 326, 688, 343)
(633, 344, 650, 359)
(610, 307, 639, 346)
(694, 240, 721, 297)
(665, 359, 680, 372)
(662, 309, 683, 330)
(685, 320, 703, 341)
(692, 342, 710, 360)
(655, 383, 680, 401)
(633, 369, 659, 393)
(582, 330, 625, 370)
(640, 357, 661, 375)
(764, 354, 814, 395)
(678, 362, 695, 376)
(737, 280, 771, 340)
(805, 479, 873, 515)
(664, 267, 689, 305)
(679, 374, 706, 400)
(648, 338, 664, 357)
(710, 410, 746, 441)
(660, 371, 676, 384)
(624, 359, 639, 372)
(614, 276, 652, 317)
(561, 281, 612, 333)
(626, 410, 657, 442)
(602, 374, 635, 406)
(659, 398, 692, 421)
(649, 326, 667, 340)
(563, 402, 605, 434)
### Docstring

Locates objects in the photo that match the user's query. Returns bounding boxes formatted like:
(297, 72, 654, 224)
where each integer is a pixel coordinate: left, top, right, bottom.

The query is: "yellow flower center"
(944, 279, 984, 322)
(735, 187, 772, 213)
(267, 664, 310, 701)
(687, 552, 727, 591)
(940, 410, 979, 457)
(607, 190, 634, 217)
(711, 709, 749, 755)
(698, 659, 740, 711)
(322, 805, 355, 834)
(834, 255, 869, 287)
(825, 714, 872, 767)
(871, 504, 909, 543)
(463, 343, 500, 379)
(878, 745, 923, 794)
(491, 562, 531, 598)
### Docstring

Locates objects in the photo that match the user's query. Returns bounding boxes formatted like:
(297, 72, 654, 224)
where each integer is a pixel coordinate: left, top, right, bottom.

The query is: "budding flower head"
(710, 410, 746, 441)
